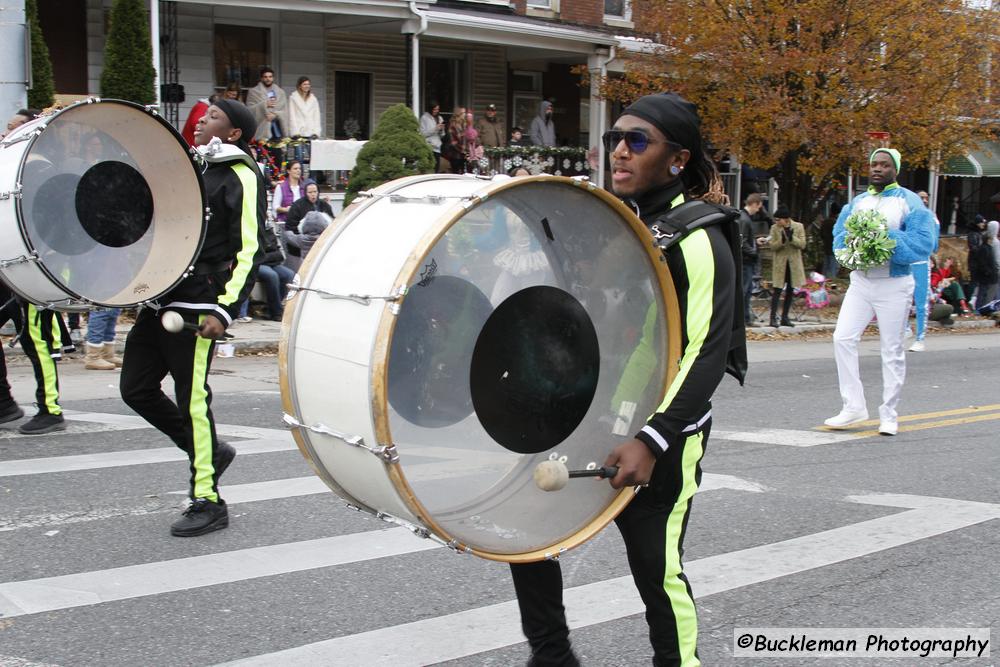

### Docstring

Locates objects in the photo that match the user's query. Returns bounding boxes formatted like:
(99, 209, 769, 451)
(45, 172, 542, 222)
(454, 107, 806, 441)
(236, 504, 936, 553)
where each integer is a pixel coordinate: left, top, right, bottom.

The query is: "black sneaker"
(18, 412, 65, 435)
(213, 441, 236, 487)
(0, 403, 24, 424)
(170, 498, 229, 537)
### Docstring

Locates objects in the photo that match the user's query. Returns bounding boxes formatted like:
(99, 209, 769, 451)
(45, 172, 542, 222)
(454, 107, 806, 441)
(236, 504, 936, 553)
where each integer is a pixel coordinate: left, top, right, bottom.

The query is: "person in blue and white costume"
(825, 148, 934, 436)
(908, 190, 940, 352)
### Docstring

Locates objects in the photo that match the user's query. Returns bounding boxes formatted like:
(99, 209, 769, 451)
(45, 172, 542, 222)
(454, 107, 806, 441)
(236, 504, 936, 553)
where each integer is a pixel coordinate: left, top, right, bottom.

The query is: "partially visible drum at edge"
(0, 98, 207, 311)
(279, 174, 681, 563)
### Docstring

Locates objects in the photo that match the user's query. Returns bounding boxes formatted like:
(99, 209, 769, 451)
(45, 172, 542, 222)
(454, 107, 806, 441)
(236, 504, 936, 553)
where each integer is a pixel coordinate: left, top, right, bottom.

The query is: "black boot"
(769, 290, 780, 327)
(780, 288, 795, 327)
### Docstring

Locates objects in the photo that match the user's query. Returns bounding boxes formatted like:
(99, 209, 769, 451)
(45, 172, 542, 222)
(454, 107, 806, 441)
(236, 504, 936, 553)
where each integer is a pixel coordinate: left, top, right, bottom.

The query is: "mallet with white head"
(533, 460, 619, 492)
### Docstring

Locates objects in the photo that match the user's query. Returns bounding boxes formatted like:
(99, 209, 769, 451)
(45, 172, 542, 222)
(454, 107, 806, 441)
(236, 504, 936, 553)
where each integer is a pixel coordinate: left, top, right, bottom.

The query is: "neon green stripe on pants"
(27, 305, 61, 415)
(189, 323, 217, 501)
(663, 430, 704, 667)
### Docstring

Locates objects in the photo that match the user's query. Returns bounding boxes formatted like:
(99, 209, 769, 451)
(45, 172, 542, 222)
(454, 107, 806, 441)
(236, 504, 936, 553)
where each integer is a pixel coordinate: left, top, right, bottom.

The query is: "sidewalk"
(1, 310, 996, 360)
(0, 317, 283, 359)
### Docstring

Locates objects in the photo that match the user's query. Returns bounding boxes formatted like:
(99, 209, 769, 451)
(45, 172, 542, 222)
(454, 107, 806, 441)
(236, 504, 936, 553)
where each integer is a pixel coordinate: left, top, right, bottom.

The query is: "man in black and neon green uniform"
(509, 93, 743, 667)
(0, 283, 72, 434)
(120, 99, 264, 537)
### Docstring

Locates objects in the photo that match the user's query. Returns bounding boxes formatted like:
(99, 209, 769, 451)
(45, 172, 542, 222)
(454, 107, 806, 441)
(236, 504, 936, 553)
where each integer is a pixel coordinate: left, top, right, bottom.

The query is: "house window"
(214, 24, 271, 90)
(423, 56, 468, 123)
(604, 0, 631, 19)
(334, 72, 371, 140)
(527, 0, 552, 7)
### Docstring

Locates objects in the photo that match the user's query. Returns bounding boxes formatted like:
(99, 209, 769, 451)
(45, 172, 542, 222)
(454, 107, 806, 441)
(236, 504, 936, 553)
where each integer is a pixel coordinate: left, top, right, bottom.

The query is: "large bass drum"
(280, 174, 680, 562)
(0, 98, 206, 310)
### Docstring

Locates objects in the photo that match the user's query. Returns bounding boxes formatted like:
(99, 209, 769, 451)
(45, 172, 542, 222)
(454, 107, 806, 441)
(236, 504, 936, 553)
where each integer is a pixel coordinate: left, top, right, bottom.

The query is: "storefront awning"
(941, 140, 1000, 177)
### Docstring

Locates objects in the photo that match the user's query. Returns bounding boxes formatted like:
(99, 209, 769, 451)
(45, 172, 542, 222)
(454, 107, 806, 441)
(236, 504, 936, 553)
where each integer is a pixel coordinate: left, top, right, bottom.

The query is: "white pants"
(832, 271, 915, 422)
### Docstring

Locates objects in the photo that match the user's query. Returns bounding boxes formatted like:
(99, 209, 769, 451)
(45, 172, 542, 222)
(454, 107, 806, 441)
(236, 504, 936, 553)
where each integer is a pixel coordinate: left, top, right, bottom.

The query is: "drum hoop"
(368, 174, 683, 562)
(10, 98, 208, 308)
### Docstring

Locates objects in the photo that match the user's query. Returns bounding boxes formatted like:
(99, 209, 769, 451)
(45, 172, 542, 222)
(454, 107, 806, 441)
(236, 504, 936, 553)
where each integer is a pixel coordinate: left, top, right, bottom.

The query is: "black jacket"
(624, 181, 739, 459)
(738, 209, 757, 259)
(285, 195, 335, 235)
(160, 158, 266, 327)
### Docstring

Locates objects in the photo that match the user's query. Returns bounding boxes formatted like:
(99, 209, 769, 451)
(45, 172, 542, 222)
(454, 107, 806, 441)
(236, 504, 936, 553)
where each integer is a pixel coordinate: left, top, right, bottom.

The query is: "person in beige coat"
(767, 206, 806, 326)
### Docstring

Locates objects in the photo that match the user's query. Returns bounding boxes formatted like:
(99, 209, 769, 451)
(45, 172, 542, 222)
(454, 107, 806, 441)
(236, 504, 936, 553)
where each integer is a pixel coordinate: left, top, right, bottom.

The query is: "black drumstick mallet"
(533, 460, 619, 492)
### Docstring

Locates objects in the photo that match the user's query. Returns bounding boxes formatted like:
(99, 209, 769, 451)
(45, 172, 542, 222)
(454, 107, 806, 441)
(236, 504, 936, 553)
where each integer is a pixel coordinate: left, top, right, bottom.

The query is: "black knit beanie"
(621, 92, 702, 158)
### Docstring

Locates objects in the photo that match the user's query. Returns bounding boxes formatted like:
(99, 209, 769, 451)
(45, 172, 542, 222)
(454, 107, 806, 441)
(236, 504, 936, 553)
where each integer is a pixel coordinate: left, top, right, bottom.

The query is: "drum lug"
(0, 251, 39, 269)
(543, 548, 568, 561)
(0, 187, 22, 201)
(282, 413, 399, 463)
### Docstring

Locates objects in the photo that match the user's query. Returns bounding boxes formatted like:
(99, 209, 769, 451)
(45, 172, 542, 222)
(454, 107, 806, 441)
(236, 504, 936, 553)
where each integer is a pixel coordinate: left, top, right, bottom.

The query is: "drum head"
(16, 100, 205, 306)
(376, 177, 678, 558)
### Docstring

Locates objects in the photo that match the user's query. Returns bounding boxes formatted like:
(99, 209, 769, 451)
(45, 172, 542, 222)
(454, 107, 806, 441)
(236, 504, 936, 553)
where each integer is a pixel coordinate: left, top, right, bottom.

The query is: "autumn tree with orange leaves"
(603, 0, 998, 215)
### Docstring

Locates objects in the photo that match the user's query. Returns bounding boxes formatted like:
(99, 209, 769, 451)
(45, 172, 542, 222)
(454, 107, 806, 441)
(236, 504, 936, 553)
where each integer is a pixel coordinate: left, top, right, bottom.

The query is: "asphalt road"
(1, 329, 997, 667)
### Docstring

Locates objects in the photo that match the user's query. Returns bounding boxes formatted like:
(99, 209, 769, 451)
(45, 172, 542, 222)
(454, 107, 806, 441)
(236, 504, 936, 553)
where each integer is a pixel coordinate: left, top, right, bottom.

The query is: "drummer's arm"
(212, 163, 264, 329)
(606, 227, 734, 487)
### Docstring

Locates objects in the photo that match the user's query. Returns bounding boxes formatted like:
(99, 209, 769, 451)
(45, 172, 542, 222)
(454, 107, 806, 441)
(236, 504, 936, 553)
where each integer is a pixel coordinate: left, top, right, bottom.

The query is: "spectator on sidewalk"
(909, 191, 941, 352)
(419, 101, 445, 172)
(966, 215, 988, 306)
(825, 148, 933, 437)
(474, 103, 505, 148)
(767, 206, 806, 327)
(246, 66, 288, 140)
(84, 309, 123, 371)
(283, 182, 333, 272)
(968, 221, 998, 308)
(443, 107, 467, 174)
(529, 100, 556, 147)
(258, 222, 294, 321)
(930, 256, 971, 314)
(508, 126, 531, 147)
(288, 76, 321, 138)
(285, 211, 332, 264)
(738, 193, 764, 324)
(272, 161, 305, 224)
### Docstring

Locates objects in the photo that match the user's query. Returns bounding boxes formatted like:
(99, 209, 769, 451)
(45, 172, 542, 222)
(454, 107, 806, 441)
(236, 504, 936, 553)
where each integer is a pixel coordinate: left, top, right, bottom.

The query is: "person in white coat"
(288, 76, 322, 137)
(825, 148, 934, 436)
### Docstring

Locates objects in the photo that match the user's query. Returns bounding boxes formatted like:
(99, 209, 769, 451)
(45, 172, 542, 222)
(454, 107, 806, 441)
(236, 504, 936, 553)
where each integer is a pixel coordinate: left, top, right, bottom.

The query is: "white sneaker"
(824, 409, 869, 429)
(878, 420, 898, 436)
(908, 340, 925, 352)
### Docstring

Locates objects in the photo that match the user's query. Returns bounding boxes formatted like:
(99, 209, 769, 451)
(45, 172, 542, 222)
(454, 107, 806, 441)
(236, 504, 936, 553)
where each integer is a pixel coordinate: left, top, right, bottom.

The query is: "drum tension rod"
(282, 413, 399, 463)
(0, 252, 39, 269)
(0, 187, 23, 200)
(287, 284, 408, 307)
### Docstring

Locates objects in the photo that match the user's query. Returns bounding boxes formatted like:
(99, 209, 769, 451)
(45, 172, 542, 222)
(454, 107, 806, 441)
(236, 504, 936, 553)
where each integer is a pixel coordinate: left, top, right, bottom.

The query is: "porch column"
(150, 0, 160, 106)
(588, 47, 614, 189)
(403, 4, 427, 118)
(0, 1, 27, 120)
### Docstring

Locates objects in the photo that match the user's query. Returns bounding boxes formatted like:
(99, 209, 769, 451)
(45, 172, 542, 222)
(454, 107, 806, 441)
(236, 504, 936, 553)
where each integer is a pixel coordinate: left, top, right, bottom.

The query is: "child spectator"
(285, 211, 332, 262)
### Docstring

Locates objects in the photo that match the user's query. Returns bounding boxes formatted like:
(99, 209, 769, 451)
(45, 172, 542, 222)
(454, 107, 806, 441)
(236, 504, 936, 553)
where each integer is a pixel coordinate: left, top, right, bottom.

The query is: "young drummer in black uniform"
(509, 93, 741, 667)
(0, 282, 73, 435)
(120, 99, 264, 537)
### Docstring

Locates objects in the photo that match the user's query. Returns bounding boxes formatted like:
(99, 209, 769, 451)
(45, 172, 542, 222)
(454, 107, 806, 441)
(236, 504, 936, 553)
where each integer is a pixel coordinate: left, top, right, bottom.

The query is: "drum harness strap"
(648, 199, 748, 385)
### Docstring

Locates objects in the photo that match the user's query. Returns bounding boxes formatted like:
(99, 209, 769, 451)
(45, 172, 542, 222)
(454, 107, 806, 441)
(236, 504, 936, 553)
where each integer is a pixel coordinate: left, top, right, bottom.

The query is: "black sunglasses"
(602, 130, 680, 155)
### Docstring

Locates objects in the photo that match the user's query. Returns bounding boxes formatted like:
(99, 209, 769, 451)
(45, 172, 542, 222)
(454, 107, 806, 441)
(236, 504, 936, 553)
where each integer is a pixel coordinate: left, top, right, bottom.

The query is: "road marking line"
(816, 403, 1000, 434)
(0, 472, 766, 532)
(846, 411, 1000, 439)
(0, 437, 295, 478)
(0, 528, 440, 618)
(216, 495, 1000, 667)
(713, 428, 857, 447)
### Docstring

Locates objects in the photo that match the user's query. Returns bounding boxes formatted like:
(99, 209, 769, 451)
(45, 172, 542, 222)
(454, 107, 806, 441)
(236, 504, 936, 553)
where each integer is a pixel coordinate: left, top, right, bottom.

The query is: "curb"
(747, 318, 997, 337)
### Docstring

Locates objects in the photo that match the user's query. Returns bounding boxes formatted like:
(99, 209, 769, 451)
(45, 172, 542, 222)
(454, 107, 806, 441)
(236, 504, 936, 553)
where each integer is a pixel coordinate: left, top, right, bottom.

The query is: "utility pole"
(0, 1, 28, 122)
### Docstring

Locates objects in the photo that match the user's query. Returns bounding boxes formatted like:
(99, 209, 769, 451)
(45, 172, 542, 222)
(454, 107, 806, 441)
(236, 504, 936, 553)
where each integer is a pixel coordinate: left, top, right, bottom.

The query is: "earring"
(669, 165, 681, 176)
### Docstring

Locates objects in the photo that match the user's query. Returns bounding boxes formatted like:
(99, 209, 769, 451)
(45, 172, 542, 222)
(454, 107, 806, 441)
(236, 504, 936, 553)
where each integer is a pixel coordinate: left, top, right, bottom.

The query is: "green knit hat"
(869, 147, 901, 172)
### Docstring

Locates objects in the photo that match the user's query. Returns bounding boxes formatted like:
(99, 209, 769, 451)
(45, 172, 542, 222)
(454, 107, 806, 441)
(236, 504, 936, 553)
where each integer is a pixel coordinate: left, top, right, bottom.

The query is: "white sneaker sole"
(823, 414, 869, 429)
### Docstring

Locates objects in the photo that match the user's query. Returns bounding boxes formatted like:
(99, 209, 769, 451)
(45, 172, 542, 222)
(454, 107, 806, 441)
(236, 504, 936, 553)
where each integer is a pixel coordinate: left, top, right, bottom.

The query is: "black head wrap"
(212, 99, 257, 149)
(621, 92, 702, 159)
